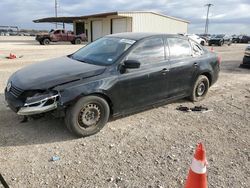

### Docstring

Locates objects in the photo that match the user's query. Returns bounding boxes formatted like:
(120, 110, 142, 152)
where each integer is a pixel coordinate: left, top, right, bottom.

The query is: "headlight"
(17, 91, 60, 115)
(24, 91, 59, 107)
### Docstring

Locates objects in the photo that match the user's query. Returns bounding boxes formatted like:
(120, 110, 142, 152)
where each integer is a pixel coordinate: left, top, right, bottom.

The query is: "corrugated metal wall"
(118, 12, 188, 34)
(74, 16, 132, 42)
(74, 12, 188, 42)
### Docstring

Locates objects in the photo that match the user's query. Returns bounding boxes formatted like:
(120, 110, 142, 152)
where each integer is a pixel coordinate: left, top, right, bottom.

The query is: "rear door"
(166, 37, 197, 98)
(116, 36, 170, 112)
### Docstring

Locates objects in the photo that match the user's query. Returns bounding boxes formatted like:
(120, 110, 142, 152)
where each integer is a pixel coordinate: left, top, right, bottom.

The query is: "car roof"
(106, 32, 187, 41)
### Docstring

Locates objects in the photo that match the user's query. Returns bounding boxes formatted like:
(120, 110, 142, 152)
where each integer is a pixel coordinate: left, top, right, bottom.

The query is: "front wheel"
(190, 75, 210, 102)
(218, 41, 223, 46)
(42, 38, 50, 45)
(65, 96, 110, 137)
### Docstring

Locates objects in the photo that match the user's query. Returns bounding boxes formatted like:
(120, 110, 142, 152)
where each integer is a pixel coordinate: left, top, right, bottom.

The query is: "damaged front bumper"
(17, 94, 59, 115)
(5, 88, 60, 116)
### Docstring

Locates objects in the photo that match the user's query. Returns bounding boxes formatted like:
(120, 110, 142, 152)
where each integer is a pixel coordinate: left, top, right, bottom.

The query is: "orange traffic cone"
(7, 53, 17, 59)
(185, 143, 208, 188)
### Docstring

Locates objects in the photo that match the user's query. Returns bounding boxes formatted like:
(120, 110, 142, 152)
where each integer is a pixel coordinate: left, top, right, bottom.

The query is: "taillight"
(217, 56, 222, 65)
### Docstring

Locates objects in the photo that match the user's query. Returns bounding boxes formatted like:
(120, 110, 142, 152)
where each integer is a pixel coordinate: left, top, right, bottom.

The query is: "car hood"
(10, 56, 106, 90)
(36, 33, 49, 37)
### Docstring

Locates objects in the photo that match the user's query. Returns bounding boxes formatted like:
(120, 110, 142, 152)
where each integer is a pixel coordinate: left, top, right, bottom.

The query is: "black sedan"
(208, 34, 232, 46)
(5, 33, 220, 137)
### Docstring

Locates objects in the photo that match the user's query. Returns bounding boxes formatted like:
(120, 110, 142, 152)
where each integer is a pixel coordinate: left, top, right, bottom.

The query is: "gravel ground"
(0, 37, 249, 188)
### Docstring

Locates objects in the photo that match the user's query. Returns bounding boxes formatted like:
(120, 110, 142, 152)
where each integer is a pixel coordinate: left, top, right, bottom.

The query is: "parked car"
(5, 33, 220, 137)
(185, 34, 206, 46)
(239, 35, 250, 43)
(232, 35, 241, 43)
(35, 29, 87, 45)
(240, 45, 250, 68)
(208, 34, 232, 46)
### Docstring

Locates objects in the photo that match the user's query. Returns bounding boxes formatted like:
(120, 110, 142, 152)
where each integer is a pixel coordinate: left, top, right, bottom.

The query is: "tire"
(219, 41, 223, 46)
(190, 75, 210, 102)
(74, 38, 81, 45)
(65, 95, 110, 137)
(42, 38, 50, 45)
(208, 43, 212, 46)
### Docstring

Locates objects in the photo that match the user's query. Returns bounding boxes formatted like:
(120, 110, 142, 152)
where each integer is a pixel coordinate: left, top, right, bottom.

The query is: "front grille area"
(9, 84, 24, 98)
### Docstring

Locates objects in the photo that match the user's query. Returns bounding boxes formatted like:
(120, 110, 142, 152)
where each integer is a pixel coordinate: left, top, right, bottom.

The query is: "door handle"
(161, 68, 169, 75)
(193, 62, 199, 67)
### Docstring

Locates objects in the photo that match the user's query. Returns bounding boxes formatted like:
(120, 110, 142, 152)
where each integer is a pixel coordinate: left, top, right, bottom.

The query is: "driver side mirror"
(123, 60, 141, 69)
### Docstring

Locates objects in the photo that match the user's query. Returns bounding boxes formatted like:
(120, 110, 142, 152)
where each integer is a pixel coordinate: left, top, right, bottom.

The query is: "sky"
(0, 0, 249, 35)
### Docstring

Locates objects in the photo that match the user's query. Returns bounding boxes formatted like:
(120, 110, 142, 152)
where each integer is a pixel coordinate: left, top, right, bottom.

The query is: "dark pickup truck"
(208, 34, 232, 46)
(36, 29, 87, 45)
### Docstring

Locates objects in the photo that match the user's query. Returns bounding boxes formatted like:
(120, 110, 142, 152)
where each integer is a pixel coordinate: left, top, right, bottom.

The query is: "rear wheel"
(65, 96, 110, 137)
(42, 38, 50, 45)
(190, 75, 209, 102)
(74, 38, 81, 44)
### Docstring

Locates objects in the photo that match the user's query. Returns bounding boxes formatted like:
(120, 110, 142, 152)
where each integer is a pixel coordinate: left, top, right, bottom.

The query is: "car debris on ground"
(50, 156, 60, 162)
(176, 105, 212, 113)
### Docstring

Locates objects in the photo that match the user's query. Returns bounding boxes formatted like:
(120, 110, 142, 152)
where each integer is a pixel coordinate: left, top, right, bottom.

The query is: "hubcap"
(78, 103, 101, 128)
(197, 82, 206, 96)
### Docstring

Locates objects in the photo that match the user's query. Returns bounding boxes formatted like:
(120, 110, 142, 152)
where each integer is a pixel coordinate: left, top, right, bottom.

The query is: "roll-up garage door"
(112, 18, 127, 34)
(92, 20, 103, 41)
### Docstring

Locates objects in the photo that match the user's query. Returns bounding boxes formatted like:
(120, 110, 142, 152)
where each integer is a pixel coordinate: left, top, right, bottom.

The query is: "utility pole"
(204, 3, 213, 35)
(55, 0, 58, 29)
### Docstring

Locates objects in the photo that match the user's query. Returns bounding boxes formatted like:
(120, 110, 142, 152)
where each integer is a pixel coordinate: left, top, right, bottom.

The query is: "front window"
(54, 30, 61, 34)
(71, 37, 135, 66)
(127, 37, 165, 65)
(214, 34, 225, 39)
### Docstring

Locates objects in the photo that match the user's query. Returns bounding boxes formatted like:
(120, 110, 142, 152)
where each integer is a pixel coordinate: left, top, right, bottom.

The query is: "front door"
(116, 36, 170, 113)
(52, 30, 63, 42)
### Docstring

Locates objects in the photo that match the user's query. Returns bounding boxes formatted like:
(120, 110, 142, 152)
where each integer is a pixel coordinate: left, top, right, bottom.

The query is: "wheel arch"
(43, 37, 51, 41)
(200, 72, 212, 87)
(63, 91, 114, 116)
(89, 92, 113, 115)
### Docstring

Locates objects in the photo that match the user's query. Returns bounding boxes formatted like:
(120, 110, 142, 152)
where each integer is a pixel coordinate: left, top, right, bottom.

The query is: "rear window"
(190, 40, 204, 57)
(167, 38, 192, 59)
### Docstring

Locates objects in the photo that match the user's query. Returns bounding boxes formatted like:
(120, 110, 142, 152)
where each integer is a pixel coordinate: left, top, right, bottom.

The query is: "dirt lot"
(0, 36, 249, 188)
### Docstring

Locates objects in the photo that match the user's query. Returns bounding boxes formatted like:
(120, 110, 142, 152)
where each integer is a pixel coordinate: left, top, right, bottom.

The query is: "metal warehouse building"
(34, 11, 189, 42)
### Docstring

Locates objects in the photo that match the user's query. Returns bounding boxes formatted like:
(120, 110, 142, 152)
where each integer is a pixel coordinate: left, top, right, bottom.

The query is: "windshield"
(71, 37, 135, 66)
(214, 34, 225, 38)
